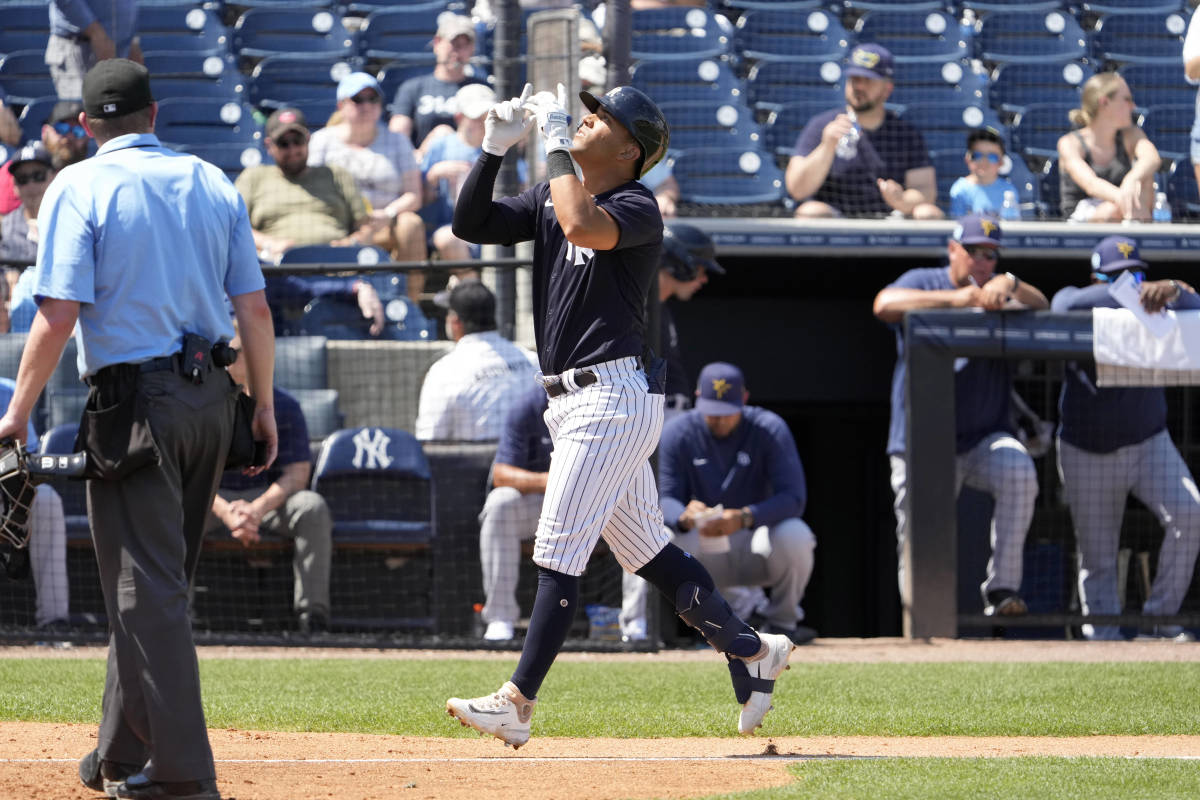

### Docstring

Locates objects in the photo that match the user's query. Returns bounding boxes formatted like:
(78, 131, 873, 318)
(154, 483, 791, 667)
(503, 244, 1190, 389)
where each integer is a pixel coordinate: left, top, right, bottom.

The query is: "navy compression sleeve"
(451, 152, 511, 244)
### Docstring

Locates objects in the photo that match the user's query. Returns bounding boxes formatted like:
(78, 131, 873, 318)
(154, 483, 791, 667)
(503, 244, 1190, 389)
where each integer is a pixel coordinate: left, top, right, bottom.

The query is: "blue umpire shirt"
(1051, 280, 1200, 453)
(50, 0, 138, 56)
(34, 133, 264, 379)
(659, 406, 807, 532)
(494, 385, 552, 473)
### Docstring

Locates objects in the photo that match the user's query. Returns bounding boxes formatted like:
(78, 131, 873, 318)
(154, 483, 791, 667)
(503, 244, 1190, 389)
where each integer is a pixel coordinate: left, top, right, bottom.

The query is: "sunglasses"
(13, 169, 48, 186)
(51, 122, 87, 138)
(349, 93, 381, 105)
(1093, 270, 1143, 283)
(963, 245, 999, 262)
(969, 151, 1001, 164)
(272, 134, 307, 149)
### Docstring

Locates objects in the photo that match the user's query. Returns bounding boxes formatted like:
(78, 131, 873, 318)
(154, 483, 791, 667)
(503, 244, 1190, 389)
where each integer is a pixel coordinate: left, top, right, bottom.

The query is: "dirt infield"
(5, 639, 1200, 799)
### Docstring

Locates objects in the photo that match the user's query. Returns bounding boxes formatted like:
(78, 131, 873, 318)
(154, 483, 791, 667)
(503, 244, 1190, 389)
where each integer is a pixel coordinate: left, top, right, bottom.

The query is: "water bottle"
(1000, 189, 1019, 221)
(1153, 191, 1172, 223)
(835, 111, 860, 160)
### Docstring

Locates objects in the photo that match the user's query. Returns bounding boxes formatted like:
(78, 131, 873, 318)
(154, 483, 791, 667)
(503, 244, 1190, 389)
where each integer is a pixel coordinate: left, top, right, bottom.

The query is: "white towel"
(1092, 308, 1200, 387)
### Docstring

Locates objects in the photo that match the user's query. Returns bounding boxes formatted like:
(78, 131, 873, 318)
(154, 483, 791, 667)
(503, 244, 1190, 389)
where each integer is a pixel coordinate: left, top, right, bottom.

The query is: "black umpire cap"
(82, 58, 154, 119)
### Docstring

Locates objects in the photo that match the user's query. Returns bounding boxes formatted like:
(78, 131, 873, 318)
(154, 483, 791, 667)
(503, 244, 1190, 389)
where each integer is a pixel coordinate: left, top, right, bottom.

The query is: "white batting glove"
(523, 83, 573, 157)
(482, 83, 535, 156)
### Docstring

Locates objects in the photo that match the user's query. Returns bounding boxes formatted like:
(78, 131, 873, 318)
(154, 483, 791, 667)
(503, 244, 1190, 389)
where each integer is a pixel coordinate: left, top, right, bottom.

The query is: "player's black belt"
(542, 369, 597, 398)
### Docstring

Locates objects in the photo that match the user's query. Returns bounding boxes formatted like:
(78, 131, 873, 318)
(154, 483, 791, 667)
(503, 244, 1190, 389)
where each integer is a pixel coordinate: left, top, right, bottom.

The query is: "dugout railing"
(903, 308, 1200, 639)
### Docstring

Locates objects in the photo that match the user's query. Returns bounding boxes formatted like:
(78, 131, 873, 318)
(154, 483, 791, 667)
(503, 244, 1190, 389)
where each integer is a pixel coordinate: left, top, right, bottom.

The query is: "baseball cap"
(82, 58, 154, 119)
(951, 214, 1002, 247)
(455, 83, 495, 120)
(47, 100, 84, 126)
(336, 71, 382, 103)
(437, 14, 476, 42)
(446, 280, 496, 327)
(845, 44, 894, 81)
(1091, 235, 1147, 274)
(265, 107, 309, 140)
(694, 362, 746, 417)
(7, 141, 52, 174)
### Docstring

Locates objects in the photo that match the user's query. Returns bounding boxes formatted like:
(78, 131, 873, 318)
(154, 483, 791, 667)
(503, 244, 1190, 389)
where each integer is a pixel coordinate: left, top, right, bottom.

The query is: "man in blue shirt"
(1052, 235, 1200, 641)
(659, 362, 817, 644)
(0, 60, 276, 800)
(873, 214, 1048, 617)
(47, 0, 140, 101)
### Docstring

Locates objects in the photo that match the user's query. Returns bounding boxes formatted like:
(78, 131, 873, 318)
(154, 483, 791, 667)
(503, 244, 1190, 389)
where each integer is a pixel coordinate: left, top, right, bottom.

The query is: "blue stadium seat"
(289, 388, 343, 441)
(1166, 160, 1200, 219)
(763, 100, 841, 158)
(0, 333, 26, 380)
(1076, 0, 1186, 15)
(962, 0, 1065, 12)
(137, 6, 230, 54)
(844, 0, 951, 11)
(898, 102, 1005, 152)
(630, 8, 731, 62)
(1004, 151, 1041, 209)
(1120, 64, 1197, 109)
(154, 98, 263, 146)
(658, 100, 764, 152)
(976, 11, 1090, 66)
(311, 427, 433, 546)
(232, 8, 355, 61)
(0, 3, 51, 54)
(930, 148, 969, 214)
(630, 58, 744, 106)
(719, 0, 831, 10)
(989, 61, 1092, 116)
(1093, 11, 1191, 66)
(357, 6, 447, 62)
(733, 8, 850, 63)
(1039, 157, 1062, 217)
(1139, 103, 1193, 163)
(376, 54, 437, 109)
(174, 142, 266, 181)
(274, 336, 329, 391)
(854, 11, 970, 64)
(249, 54, 358, 109)
(142, 51, 245, 101)
(39, 423, 89, 542)
(746, 57, 844, 112)
(886, 59, 989, 111)
(672, 148, 787, 206)
(1011, 102, 1076, 159)
(0, 50, 58, 104)
(16, 96, 59, 145)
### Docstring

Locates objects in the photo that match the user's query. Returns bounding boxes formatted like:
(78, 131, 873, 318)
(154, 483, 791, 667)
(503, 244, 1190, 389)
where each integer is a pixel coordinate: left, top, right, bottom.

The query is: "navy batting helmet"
(579, 86, 670, 177)
(661, 223, 725, 282)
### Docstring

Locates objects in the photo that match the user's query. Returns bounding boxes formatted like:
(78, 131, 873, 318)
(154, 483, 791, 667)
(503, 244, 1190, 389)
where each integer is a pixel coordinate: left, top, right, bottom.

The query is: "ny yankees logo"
(351, 428, 393, 469)
(711, 378, 731, 399)
(1116, 240, 1135, 258)
(565, 242, 594, 267)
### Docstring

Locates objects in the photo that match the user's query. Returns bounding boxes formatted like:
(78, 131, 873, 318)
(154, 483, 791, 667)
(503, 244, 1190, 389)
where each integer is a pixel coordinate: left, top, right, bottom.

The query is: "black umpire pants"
(88, 368, 235, 782)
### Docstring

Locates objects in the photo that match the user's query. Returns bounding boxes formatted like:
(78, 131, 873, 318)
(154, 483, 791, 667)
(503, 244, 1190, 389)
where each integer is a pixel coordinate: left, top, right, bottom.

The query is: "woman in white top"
(308, 72, 428, 299)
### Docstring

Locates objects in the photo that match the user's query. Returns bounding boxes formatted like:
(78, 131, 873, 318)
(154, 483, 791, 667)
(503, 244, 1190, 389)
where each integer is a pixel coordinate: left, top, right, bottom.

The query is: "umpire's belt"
(85, 354, 186, 387)
(537, 356, 643, 399)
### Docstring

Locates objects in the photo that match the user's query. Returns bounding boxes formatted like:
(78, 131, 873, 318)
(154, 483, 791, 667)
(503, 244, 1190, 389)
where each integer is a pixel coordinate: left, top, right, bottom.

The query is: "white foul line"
(5, 755, 1200, 764)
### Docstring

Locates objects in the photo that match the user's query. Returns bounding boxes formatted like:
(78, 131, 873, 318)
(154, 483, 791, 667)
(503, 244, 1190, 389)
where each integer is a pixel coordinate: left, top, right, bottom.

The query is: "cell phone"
(252, 440, 269, 467)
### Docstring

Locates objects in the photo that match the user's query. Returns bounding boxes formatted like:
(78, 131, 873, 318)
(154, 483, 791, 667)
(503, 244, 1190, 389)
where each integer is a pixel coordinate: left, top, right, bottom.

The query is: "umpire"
(0, 60, 276, 800)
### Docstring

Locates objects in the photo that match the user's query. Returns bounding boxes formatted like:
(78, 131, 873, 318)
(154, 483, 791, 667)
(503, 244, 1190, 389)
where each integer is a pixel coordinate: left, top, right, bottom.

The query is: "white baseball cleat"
(446, 681, 536, 748)
(737, 632, 796, 735)
(483, 621, 515, 641)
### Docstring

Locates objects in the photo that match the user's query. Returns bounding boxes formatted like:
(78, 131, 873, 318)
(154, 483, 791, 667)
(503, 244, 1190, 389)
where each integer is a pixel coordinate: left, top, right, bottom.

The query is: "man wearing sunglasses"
(949, 128, 1019, 219)
(0, 142, 56, 267)
(1051, 235, 1200, 642)
(873, 214, 1048, 619)
(0, 102, 90, 218)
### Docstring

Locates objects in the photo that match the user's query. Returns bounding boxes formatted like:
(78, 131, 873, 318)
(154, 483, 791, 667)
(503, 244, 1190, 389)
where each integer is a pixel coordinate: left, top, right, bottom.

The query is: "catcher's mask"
(0, 442, 36, 550)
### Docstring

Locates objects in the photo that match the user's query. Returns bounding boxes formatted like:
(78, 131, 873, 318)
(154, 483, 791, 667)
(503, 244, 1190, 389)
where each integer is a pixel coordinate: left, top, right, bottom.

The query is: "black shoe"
(983, 589, 1028, 617)
(116, 772, 220, 800)
(78, 748, 141, 796)
(297, 610, 328, 635)
(762, 623, 818, 646)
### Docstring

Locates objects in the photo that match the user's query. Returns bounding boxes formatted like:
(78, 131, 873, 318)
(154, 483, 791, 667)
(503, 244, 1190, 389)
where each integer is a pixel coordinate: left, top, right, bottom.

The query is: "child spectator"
(949, 128, 1019, 218)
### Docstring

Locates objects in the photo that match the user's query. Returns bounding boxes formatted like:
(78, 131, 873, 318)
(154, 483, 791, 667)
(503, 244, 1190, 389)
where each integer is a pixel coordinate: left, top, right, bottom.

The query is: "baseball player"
(873, 214, 1048, 617)
(658, 222, 726, 416)
(1052, 235, 1200, 641)
(445, 83, 795, 747)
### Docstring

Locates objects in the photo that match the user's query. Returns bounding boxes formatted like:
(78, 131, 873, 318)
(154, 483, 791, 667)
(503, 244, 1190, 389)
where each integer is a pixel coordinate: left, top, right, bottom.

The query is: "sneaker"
(983, 589, 1027, 617)
(737, 632, 796, 735)
(116, 772, 220, 799)
(78, 748, 141, 798)
(1135, 624, 1197, 643)
(483, 620, 515, 641)
(446, 681, 536, 748)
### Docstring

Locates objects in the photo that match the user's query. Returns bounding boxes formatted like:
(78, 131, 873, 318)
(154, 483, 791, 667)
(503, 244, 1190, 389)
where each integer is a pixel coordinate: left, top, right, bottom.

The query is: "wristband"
(1005, 272, 1020, 293)
(740, 507, 754, 529)
(546, 150, 575, 180)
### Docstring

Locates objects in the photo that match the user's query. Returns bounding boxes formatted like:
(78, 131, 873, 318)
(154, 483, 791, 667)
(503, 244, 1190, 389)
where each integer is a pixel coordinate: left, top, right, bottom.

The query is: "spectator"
(786, 44, 942, 220)
(46, 0, 141, 100)
(949, 128, 1019, 218)
(387, 14, 486, 154)
(0, 143, 56, 268)
(657, 362, 818, 645)
(414, 281, 538, 441)
(206, 326, 333, 635)
(0, 101, 90, 217)
(1185, 11, 1200, 192)
(0, 89, 19, 148)
(1057, 73, 1160, 223)
(640, 157, 680, 219)
(308, 72, 428, 286)
(1051, 235, 1200, 641)
(872, 214, 1047, 616)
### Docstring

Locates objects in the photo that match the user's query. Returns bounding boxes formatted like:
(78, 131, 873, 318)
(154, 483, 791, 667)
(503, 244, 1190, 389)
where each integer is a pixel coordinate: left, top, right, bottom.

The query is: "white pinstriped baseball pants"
(532, 357, 671, 577)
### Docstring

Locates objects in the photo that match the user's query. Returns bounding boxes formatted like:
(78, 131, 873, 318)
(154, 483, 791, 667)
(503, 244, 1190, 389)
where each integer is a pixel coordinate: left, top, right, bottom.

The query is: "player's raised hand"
(482, 83, 535, 156)
(523, 83, 573, 156)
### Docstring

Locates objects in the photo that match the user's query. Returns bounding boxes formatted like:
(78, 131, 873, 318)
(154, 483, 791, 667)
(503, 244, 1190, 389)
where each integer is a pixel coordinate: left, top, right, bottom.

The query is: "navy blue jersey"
(1052, 281, 1200, 453)
(492, 180, 663, 374)
(221, 388, 309, 491)
(885, 266, 1014, 455)
(494, 384, 553, 472)
(393, 72, 487, 148)
(659, 406, 807, 531)
(660, 300, 691, 396)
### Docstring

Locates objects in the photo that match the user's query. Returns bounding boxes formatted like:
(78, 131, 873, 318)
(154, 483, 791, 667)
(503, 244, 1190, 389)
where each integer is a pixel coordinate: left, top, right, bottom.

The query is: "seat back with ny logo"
(311, 426, 434, 545)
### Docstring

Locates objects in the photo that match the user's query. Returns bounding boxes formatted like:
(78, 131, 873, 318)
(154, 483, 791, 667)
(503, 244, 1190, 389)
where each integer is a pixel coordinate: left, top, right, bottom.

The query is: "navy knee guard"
(676, 582, 759, 656)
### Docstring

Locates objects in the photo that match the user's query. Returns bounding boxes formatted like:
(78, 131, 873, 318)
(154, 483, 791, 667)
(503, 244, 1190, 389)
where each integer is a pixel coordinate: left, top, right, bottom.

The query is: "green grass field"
(4, 657, 1199, 798)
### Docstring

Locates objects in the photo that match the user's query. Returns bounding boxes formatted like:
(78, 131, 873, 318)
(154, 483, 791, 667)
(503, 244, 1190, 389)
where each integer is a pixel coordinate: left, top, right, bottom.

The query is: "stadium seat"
(1093, 11, 1191, 66)
(1139, 103, 1193, 163)
(844, 0, 950, 11)
(961, 0, 1065, 12)
(763, 100, 842, 159)
(39, 423, 89, 542)
(1076, 0, 1186, 15)
(232, 8, 355, 61)
(630, 8, 731, 62)
(989, 61, 1092, 117)
(1004, 152, 1041, 209)
(1039, 157, 1062, 218)
(290, 388, 343, 441)
(1165, 161, 1200, 220)
(249, 54, 358, 109)
(136, 6, 230, 55)
(719, 0, 830, 10)
(672, 148, 787, 206)
(154, 98, 262, 146)
(376, 54, 438, 106)
(274, 336, 330, 391)
(1120, 64, 1197, 109)
(0, 333, 26, 380)
(733, 8, 851, 63)
(0, 50, 59, 104)
(311, 426, 434, 546)
(16, 96, 59, 146)
(174, 142, 266, 181)
(357, 5, 448, 62)
(898, 102, 1005, 152)
(886, 59, 989, 111)
(1011, 102, 1076, 159)
(976, 11, 1090, 66)
(630, 58, 745, 106)
(854, 11, 970, 64)
(0, 3, 51, 54)
(141, 51, 245, 102)
(746, 57, 844, 112)
(657, 100, 764, 152)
